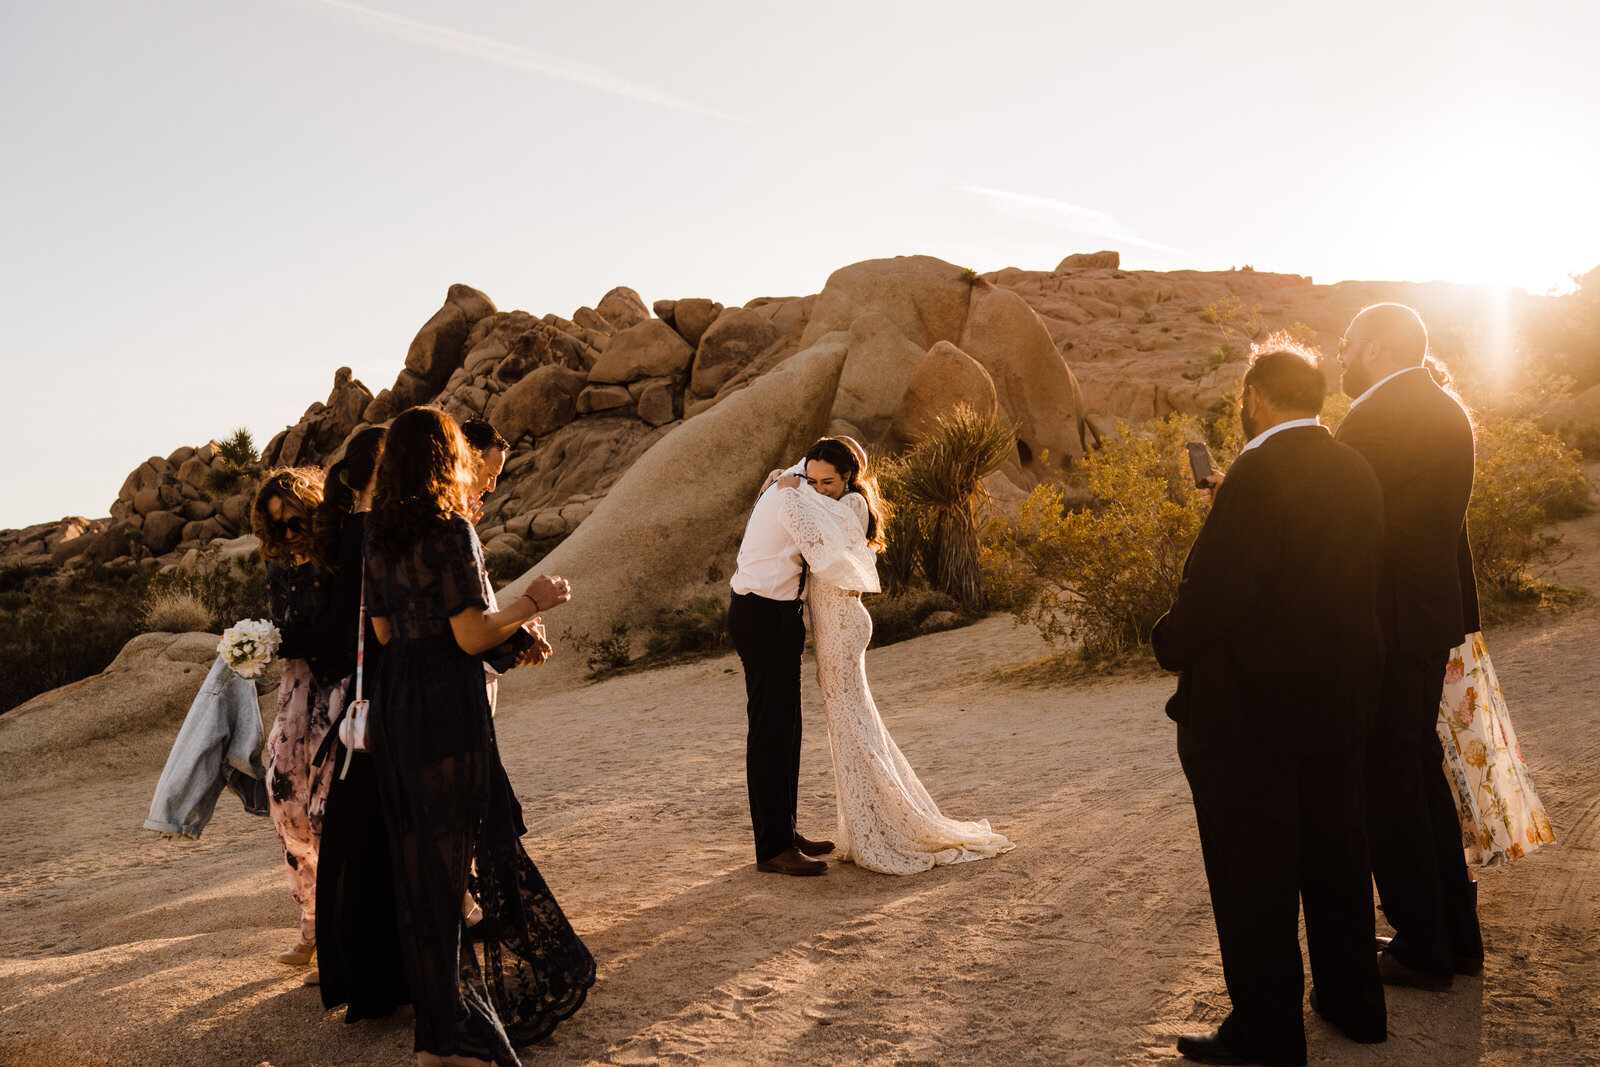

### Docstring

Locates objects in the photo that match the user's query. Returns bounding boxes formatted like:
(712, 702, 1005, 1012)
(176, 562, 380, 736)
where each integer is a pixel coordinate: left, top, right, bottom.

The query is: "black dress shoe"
(1309, 989, 1386, 1044)
(794, 833, 835, 857)
(1376, 936, 1481, 976)
(1176, 1030, 1253, 1064)
(1377, 951, 1453, 991)
(756, 847, 827, 876)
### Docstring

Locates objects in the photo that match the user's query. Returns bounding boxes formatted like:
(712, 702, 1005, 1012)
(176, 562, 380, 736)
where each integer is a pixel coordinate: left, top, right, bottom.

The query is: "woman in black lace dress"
(365, 407, 594, 1067)
(309, 427, 411, 1020)
(253, 467, 352, 969)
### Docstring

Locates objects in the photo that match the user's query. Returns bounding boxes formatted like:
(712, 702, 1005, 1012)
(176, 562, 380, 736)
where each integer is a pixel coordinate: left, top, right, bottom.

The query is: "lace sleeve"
(844, 492, 869, 533)
(774, 487, 881, 593)
(426, 516, 493, 617)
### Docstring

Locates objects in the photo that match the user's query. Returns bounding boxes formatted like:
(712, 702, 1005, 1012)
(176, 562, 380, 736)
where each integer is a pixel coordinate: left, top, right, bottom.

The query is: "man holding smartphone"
(1155, 343, 1388, 1065)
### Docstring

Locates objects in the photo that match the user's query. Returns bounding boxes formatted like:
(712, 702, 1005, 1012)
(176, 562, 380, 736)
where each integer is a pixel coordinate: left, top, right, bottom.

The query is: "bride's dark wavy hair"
(311, 426, 387, 574)
(367, 407, 474, 560)
(804, 437, 886, 547)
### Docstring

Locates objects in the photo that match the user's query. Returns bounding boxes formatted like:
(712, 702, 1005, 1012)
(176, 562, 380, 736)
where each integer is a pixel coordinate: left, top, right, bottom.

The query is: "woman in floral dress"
(252, 467, 351, 968)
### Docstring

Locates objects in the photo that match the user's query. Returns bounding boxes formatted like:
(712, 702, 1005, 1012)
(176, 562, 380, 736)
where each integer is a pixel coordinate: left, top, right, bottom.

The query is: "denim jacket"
(144, 653, 270, 838)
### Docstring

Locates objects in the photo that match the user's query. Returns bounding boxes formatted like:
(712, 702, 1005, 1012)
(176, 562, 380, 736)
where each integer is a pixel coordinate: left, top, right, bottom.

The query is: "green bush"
(1468, 417, 1592, 603)
(1003, 414, 1209, 656)
(146, 547, 268, 628)
(142, 590, 214, 633)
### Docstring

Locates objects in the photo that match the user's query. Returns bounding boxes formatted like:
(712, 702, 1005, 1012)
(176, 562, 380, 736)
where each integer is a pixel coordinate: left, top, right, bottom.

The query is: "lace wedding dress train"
(777, 486, 1015, 875)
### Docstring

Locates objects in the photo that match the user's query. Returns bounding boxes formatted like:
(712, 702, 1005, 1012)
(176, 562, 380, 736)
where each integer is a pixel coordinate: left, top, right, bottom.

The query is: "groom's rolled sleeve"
(1152, 455, 1279, 672)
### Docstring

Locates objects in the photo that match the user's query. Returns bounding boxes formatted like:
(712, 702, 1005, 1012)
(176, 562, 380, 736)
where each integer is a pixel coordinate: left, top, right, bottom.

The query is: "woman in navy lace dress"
(365, 406, 594, 1067)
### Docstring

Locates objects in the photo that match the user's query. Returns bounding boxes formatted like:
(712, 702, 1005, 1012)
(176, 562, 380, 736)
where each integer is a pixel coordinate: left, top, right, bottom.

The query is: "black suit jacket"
(1152, 425, 1385, 751)
(1335, 368, 1479, 654)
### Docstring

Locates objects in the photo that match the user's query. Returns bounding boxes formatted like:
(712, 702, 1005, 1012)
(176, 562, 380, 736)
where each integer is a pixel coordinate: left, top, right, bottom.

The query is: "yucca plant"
(205, 427, 262, 502)
(892, 405, 1017, 609)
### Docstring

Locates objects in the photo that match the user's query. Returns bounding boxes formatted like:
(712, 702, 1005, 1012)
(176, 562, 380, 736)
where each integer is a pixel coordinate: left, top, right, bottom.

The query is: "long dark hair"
(368, 407, 474, 560)
(804, 437, 887, 547)
(311, 426, 387, 574)
(251, 467, 325, 567)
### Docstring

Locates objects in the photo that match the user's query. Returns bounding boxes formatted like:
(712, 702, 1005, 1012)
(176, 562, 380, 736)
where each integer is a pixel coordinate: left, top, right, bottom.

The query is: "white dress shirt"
(1238, 417, 1323, 455)
(1348, 365, 1428, 412)
(730, 460, 808, 600)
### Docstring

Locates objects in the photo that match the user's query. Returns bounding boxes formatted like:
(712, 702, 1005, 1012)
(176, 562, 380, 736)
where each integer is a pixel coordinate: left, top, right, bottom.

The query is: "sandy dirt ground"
(2, 491, 1598, 1065)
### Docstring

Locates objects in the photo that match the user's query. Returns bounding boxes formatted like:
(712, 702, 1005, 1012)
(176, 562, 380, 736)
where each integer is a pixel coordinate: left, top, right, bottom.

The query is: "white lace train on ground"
(777, 486, 1015, 875)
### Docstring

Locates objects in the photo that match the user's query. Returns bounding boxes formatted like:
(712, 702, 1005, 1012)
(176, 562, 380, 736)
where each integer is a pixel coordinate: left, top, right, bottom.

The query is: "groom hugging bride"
(728, 435, 1015, 877)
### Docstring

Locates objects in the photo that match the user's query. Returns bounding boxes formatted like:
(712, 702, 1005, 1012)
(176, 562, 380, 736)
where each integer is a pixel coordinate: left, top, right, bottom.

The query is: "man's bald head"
(1344, 303, 1429, 365)
(1338, 303, 1430, 399)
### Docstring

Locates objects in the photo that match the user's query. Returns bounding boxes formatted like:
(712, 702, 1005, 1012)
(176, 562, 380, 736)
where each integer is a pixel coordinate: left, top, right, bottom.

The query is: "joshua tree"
(205, 427, 261, 501)
(886, 405, 1016, 609)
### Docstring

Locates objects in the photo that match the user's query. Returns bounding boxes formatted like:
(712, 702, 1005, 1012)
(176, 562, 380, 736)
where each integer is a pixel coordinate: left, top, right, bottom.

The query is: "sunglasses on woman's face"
(267, 515, 307, 537)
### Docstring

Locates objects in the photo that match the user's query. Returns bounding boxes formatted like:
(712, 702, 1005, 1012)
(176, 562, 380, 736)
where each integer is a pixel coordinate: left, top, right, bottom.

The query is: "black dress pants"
(728, 591, 806, 863)
(1180, 726, 1386, 1066)
(1365, 650, 1483, 975)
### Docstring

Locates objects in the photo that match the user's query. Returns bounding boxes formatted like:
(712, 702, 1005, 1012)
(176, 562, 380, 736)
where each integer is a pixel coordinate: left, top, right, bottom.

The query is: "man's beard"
(1341, 363, 1373, 400)
(1240, 407, 1261, 443)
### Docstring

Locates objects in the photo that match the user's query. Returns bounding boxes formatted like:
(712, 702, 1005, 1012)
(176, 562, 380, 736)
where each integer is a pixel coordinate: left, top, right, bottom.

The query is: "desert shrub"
(643, 595, 729, 660)
(565, 622, 632, 677)
(0, 564, 152, 714)
(1005, 415, 1208, 656)
(1468, 418, 1592, 603)
(865, 588, 964, 648)
(146, 547, 268, 628)
(878, 405, 1016, 609)
(142, 590, 214, 633)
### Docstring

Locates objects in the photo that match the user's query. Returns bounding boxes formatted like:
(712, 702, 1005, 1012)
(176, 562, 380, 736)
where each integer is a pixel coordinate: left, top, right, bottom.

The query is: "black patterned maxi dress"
(364, 514, 594, 1065)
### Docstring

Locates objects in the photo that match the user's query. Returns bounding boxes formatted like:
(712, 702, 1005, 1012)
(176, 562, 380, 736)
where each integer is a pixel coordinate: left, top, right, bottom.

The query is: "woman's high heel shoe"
(277, 941, 316, 966)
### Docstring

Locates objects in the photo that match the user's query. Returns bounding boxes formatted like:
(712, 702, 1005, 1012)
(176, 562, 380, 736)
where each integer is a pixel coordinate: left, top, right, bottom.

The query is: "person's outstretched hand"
(774, 473, 803, 490)
(514, 617, 552, 667)
(522, 575, 571, 612)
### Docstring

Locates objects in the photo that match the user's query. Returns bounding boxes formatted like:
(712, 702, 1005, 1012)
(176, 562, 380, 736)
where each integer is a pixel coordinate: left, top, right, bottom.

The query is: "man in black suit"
(1155, 345, 1388, 1065)
(1335, 303, 1483, 989)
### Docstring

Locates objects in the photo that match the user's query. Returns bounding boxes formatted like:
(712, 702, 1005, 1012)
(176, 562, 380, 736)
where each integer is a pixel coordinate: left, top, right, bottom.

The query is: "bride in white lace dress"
(768, 438, 1014, 875)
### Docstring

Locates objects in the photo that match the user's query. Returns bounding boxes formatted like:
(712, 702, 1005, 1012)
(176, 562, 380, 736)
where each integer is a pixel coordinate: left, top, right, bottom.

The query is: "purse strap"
(354, 571, 367, 704)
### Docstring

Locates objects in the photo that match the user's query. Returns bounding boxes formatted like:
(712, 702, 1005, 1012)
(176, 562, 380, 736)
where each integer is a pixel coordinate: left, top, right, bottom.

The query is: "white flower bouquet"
(217, 619, 282, 678)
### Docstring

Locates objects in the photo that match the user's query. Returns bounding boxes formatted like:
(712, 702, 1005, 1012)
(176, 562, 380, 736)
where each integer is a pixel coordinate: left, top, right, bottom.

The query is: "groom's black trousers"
(1179, 725, 1386, 1066)
(728, 591, 806, 863)
(1365, 650, 1483, 976)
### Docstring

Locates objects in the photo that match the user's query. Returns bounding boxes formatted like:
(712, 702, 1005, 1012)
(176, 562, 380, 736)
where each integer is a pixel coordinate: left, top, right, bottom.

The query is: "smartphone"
(1185, 442, 1215, 489)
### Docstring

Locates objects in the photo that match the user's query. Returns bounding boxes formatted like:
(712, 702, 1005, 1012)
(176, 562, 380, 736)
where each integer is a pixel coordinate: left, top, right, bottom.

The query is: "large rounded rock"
(596, 287, 650, 331)
(587, 320, 694, 385)
(488, 364, 587, 442)
(829, 312, 927, 438)
(889, 341, 999, 447)
(404, 302, 470, 390)
(141, 510, 188, 555)
(1056, 251, 1121, 270)
(671, 298, 723, 348)
(446, 283, 497, 324)
(799, 255, 973, 351)
(958, 285, 1090, 476)
(690, 307, 784, 397)
(499, 340, 849, 679)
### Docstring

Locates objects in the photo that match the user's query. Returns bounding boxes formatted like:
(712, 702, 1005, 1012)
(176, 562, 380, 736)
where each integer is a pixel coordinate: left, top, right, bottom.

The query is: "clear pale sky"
(3, 0, 1597, 530)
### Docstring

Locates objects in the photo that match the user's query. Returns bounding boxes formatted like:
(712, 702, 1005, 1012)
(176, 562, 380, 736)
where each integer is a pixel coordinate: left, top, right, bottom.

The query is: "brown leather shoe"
(794, 833, 835, 857)
(1376, 936, 1482, 976)
(756, 847, 827, 876)
(1377, 950, 1453, 991)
